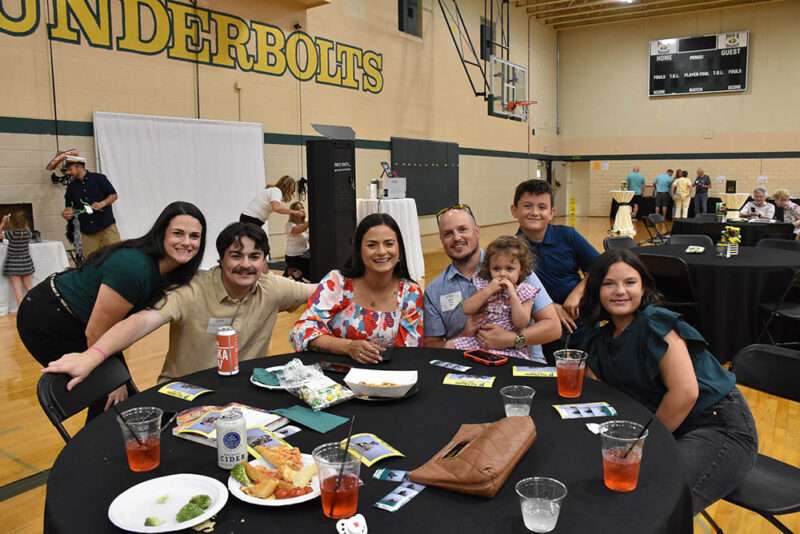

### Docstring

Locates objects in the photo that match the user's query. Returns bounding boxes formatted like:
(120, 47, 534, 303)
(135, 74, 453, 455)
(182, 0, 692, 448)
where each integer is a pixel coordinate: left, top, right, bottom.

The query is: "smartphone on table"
(464, 350, 508, 366)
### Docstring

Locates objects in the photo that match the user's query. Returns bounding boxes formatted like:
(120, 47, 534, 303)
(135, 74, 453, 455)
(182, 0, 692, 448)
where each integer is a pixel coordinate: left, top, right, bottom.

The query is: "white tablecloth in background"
(0, 241, 69, 315)
(610, 190, 636, 237)
(356, 199, 425, 283)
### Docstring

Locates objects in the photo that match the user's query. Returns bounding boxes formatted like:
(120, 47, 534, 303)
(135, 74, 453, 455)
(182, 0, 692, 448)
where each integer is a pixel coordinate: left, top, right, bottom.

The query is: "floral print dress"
(291, 270, 424, 351)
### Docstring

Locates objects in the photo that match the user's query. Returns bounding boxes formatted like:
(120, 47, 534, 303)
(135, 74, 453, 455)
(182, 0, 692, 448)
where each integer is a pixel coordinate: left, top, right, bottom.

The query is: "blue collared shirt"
(517, 225, 599, 305)
(423, 251, 554, 363)
(654, 173, 673, 193)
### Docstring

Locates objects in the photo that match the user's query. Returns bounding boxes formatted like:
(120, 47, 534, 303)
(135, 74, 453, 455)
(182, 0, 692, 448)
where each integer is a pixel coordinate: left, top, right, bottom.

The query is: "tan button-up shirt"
(156, 267, 310, 382)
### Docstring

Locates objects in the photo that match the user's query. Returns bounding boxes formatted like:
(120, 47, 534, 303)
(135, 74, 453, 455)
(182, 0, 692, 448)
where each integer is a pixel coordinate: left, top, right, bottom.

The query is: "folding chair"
(757, 271, 800, 347)
(757, 239, 800, 252)
(603, 235, 636, 251)
(669, 234, 714, 247)
(699, 344, 800, 534)
(37, 356, 135, 442)
(639, 254, 697, 320)
(642, 213, 669, 245)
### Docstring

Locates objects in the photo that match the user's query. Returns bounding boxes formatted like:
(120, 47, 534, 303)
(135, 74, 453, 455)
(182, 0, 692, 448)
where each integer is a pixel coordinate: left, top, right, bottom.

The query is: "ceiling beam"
(547, 0, 765, 24)
(525, 0, 575, 12)
(541, 0, 712, 21)
(553, 0, 781, 29)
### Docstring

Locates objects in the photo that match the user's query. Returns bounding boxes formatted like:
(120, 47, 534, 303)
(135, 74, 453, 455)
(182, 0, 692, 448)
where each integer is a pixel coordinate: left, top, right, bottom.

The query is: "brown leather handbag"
(409, 416, 536, 497)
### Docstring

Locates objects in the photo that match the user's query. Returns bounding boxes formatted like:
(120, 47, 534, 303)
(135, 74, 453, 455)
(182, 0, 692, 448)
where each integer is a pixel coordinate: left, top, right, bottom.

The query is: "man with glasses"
(423, 204, 561, 363)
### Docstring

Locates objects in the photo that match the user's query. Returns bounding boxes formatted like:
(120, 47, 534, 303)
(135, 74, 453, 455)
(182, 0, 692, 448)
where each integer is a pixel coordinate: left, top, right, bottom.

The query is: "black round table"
(634, 245, 800, 361)
(671, 218, 795, 246)
(45, 350, 693, 534)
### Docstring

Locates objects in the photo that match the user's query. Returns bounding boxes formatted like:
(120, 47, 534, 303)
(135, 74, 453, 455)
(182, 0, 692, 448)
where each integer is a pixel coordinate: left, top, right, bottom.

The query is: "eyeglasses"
(435, 203, 474, 224)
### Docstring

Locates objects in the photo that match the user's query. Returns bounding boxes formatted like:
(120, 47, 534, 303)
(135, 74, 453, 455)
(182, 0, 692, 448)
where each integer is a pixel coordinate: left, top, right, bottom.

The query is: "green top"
(580, 305, 735, 416)
(55, 248, 161, 323)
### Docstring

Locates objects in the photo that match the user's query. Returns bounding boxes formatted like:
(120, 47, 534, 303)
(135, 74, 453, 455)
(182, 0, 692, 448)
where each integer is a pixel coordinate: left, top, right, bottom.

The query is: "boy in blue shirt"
(654, 169, 674, 217)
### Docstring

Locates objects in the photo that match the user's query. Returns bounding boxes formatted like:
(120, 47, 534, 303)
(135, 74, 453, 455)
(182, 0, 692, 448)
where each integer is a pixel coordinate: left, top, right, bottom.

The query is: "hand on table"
(104, 384, 129, 411)
(553, 303, 577, 334)
(346, 340, 383, 364)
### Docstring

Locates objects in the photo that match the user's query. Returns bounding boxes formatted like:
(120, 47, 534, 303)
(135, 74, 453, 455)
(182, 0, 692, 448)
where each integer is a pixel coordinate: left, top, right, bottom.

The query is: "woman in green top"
(577, 249, 757, 515)
(18, 201, 206, 417)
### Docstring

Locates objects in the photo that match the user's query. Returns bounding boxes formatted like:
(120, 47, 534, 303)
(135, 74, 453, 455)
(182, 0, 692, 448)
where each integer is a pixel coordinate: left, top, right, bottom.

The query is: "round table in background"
(670, 218, 795, 247)
(356, 198, 425, 283)
(633, 245, 800, 361)
(0, 240, 69, 315)
(718, 193, 750, 221)
(610, 190, 636, 237)
(45, 350, 692, 534)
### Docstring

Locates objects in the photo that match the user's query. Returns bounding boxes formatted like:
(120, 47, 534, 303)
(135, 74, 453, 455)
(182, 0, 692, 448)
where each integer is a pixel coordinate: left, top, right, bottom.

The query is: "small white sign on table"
(356, 198, 425, 283)
(0, 240, 70, 315)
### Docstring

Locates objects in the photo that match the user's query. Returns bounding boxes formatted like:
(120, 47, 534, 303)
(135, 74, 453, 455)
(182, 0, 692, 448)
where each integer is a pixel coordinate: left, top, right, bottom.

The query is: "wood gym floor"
(0, 216, 797, 533)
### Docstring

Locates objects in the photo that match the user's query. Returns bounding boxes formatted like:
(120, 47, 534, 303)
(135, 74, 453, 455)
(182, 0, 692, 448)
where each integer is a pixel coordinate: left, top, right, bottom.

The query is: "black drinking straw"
(112, 404, 144, 446)
(622, 417, 653, 459)
(329, 415, 356, 516)
(564, 332, 571, 350)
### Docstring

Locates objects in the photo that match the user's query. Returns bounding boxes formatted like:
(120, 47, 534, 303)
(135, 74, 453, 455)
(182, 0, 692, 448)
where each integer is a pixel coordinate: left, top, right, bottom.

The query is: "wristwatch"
(514, 334, 527, 350)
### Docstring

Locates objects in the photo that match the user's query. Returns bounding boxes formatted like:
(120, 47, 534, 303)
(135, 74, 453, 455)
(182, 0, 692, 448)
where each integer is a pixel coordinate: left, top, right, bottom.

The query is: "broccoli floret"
(189, 494, 212, 510)
(176, 502, 205, 522)
(144, 517, 164, 526)
(230, 463, 250, 486)
(155, 495, 169, 504)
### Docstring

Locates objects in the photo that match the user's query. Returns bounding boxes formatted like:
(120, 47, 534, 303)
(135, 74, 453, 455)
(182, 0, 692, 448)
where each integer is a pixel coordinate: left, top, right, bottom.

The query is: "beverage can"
(216, 326, 239, 375)
(216, 408, 247, 469)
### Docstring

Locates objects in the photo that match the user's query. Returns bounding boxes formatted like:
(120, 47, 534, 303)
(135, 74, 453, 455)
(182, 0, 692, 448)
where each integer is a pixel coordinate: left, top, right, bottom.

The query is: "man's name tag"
(440, 291, 462, 313)
(207, 317, 233, 334)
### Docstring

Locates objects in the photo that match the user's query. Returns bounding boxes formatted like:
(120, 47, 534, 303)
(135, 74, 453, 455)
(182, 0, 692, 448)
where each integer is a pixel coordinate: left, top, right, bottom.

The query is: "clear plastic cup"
(515, 477, 568, 533)
(500, 385, 536, 417)
(554, 349, 588, 398)
(313, 442, 361, 519)
(599, 420, 649, 492)
(117, 407, 162, 472)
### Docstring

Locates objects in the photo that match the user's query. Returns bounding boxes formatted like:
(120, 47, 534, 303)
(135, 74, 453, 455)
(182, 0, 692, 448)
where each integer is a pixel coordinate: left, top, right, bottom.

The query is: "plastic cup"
(554, 349, 587, 398)
(599, 420, 649, 492)
(500, 385, 536, 417)
(117, 407, 162, 472)
(515, 477, 567, 533)
(313, 442, 361, 519)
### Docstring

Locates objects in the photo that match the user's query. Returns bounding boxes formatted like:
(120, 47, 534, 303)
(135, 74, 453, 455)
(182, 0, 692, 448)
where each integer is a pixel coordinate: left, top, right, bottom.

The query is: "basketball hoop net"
(505, 100, 538, 112)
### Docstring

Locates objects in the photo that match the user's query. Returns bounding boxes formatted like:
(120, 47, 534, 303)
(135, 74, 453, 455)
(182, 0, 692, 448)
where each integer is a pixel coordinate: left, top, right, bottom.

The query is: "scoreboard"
(649, 31, 749, 97)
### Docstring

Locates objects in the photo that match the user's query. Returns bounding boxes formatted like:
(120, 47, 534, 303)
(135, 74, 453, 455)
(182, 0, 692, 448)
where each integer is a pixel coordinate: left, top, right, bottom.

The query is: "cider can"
(216, 408, 247, 469)
(216, 326, 239, 375)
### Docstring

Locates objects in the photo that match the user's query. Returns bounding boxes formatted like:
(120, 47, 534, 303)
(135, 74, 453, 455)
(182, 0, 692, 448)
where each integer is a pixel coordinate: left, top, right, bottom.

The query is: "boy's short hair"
(513, 180, 553, 206)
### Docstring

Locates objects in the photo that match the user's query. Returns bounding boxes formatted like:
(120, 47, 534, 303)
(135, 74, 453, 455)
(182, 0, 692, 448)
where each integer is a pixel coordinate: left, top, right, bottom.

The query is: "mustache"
(232, 267, 258, 275)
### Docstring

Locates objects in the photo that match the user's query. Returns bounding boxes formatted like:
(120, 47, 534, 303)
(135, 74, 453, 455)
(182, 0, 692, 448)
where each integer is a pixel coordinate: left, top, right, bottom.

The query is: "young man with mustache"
(44, 222, 314, 387)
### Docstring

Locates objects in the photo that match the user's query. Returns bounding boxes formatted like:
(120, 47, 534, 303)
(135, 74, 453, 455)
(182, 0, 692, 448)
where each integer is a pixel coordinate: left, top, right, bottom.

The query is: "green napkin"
(252, 368, 281, 387)
(272, 405, 348, 434)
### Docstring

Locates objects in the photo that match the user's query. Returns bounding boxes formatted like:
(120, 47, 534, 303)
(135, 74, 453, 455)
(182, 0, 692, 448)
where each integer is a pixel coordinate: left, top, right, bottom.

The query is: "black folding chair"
(37, 356, 135, 443)
(642, 213, 669, 245)
(603, 235, 636, 251)
(757, 271, 800, 347)
(639, 254, 697, 320)
(757, 239, 800, 252)
(700, 345, 800, 534)
(669, 234, 715, 247)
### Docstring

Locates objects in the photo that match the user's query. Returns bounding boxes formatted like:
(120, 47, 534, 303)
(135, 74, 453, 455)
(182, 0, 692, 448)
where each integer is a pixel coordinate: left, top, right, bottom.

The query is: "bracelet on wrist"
(89, 345, 107, 359)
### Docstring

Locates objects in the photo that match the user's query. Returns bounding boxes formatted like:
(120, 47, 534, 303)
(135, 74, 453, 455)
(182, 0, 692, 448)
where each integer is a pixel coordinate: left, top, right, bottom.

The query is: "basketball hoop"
(505, 100, 537, 112)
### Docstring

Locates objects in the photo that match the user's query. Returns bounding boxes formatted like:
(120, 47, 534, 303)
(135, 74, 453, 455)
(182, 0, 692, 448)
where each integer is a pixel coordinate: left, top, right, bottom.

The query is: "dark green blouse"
(579, 305, 735, 416)
(55, 248, 161, 323)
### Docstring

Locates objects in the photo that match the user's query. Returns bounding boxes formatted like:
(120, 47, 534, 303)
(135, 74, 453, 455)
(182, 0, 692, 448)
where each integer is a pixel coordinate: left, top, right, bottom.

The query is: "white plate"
(344, 368, 418, 399)
(108, 473, 228, 533)
(227, 453, 320, 506)
(249, 365, 286, 390)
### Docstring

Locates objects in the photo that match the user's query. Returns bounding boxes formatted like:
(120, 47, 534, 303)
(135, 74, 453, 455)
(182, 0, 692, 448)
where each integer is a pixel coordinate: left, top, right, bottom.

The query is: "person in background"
(654, 169, 674, 217)
(0, 212, 34, 307)
(740, 187, 775, 220)
(772, 189, 800, 236)
(43, 222, 313, 386)
(240, 175, 304, 251)
(671, 170, 693, 219)
(625, 166, 646, 218)
(577, 250, 757, 515)
(694, 169, 712, 215)
(423, 205, 560, 363)
(61, 155, 121, 258)
(291, 213, 423, 363)
(21, 202, 206, 417)
(284, 201, 311, 281)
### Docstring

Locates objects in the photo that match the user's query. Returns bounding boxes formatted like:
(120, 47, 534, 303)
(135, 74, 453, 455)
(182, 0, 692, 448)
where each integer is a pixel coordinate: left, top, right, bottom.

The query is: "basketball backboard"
(488, 55, 529, 121)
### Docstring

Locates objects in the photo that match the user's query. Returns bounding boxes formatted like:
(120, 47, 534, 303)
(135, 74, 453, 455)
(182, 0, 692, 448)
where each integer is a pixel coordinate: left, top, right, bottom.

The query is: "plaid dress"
(3, 229, 34, 276)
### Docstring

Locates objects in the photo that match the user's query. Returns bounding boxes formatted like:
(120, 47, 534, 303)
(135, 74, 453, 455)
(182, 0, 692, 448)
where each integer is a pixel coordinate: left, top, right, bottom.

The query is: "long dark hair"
(341, 213, 412, 281)
(85, 201, 207, 307)
(579, 249, 662, 325)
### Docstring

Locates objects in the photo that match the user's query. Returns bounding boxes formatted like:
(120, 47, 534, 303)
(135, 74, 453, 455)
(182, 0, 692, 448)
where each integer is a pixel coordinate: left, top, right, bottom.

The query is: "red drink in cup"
(216, 326, 239, 375)
(125, 436, 161, 472)
(320, 474, 360, 519)
(599, 420, 649, 492)
(117, 407, 163, 472)
(554, 349, 587, 398)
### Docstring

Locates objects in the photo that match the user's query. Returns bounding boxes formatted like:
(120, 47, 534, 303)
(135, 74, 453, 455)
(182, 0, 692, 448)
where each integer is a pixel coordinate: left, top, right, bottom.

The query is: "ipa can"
(216, 408, 247, 469)
(216, 326, 239, 375)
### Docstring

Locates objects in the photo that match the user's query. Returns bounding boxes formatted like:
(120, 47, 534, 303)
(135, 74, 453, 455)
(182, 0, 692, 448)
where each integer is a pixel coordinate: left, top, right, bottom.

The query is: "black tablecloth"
(634, 245, 800, 361)
(611, 197, 720, 221)
(671, 219, 796, 246)
(44, 350, 693, 534)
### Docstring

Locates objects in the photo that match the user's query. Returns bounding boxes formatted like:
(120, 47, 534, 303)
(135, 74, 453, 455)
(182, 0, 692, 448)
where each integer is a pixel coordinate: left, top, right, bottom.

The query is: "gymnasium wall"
(0, 0, 557, 253)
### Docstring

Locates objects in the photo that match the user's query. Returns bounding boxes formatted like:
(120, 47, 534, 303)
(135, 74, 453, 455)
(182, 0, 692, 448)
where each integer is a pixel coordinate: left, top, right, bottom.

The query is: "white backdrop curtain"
(93, 112, 265, 268)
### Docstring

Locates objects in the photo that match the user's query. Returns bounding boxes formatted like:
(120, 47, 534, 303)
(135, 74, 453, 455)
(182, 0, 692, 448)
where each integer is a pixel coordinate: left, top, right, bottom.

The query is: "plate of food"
(108, 473, 228, 533)
(685, 245, 705, 254)
(249, 365, 286, 390)
(228, 445, 320, 506)
(344, 368, 418, 399)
